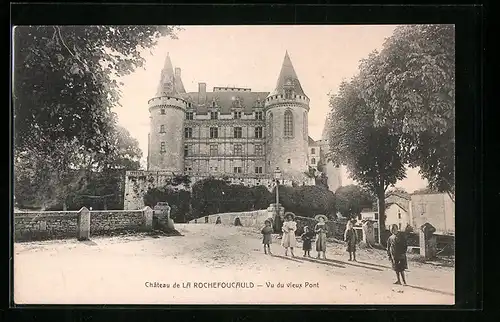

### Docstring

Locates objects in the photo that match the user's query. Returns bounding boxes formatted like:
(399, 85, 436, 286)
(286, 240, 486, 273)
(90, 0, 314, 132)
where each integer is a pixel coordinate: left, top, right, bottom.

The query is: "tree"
(273, 185, 336, 218)
(13, 25, 178, 209)
(335, 185, 375, 218)
(328, 78, 406, 236)
(386, 187, 409, 196)
(360, 25, 455, 201)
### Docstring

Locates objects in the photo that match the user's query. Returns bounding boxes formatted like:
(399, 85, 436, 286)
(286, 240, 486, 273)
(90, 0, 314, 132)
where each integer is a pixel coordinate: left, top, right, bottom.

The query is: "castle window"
(255, 144, 263, 155)
(311, 148, 316, 155)
(287, 159, 291, 164)
(255, 166, 263, 174)
(160, 125, 165, 133)
(233, 127, 242, 138)
(398, 223, 402, 230)
(285, 89, 293, 99)
(398, 212, 401, 219)
(184, 144, 189, 157)
(184, 127, 193, 139)
(311, 158, 316, 165)
(374, 213, 379, 220)
(212, 101, 216, 107)
(233, 167, 242, 174)
(255, 111, 263, 120)
(284, 110, 294, 137)
(233, 144, 243, 156)
(254, 127, 263, 139)
(186, 112, 194, 120)
(160, 142, 166, 153)
(209, 127, 219, 139)
(268, 113, 273, 138)
(210, 144, 218, 156)
(234, 111, 242, 119)
(210, 111, 218, 120)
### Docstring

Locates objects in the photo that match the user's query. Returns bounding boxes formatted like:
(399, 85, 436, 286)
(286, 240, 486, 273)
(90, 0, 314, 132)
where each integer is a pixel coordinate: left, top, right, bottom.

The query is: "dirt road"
(14, 224, 454, 305)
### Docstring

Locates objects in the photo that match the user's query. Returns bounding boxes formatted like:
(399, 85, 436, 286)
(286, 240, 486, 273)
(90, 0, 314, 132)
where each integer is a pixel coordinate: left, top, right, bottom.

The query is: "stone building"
(124, 51, 342, 209)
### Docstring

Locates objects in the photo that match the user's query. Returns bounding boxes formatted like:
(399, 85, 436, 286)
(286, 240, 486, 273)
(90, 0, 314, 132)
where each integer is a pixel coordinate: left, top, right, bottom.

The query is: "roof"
(269, 51, 306, 97)
(180, 91, 269, 114)
(155, 53, 186, 96)
(385, 191, 411, 200)
(386, 202, 409, 213)
(308, 136, 318, 146)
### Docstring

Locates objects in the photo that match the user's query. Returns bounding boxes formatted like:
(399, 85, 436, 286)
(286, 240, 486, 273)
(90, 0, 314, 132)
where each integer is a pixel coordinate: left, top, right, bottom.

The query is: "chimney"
(175, 68, 181, 78)
(198, 82, 207, 105)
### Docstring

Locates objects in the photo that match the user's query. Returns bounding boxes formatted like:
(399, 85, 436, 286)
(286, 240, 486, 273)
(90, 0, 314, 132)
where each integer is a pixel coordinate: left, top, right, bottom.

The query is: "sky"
(115, 25, 428, 193)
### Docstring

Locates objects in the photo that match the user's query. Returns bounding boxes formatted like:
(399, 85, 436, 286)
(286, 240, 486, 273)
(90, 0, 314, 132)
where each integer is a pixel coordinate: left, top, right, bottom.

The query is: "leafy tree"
(360, 25, 455, 201)
(411, 186, 440, 195)
(328, 78, 406, 235)
(273, 185, 336, 218)
(386, 187, 409, 196)
(13, 25, 178, 209)
(335, 185, 375, 218)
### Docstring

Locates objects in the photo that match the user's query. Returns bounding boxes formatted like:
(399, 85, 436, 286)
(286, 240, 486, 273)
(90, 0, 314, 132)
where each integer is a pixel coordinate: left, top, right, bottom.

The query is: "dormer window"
(285, 89, 293, 99)
(212, 101, 216, 108)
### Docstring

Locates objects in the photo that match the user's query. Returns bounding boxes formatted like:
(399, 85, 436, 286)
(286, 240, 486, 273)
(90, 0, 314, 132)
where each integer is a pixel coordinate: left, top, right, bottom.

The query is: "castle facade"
(123, 52, 341, 210)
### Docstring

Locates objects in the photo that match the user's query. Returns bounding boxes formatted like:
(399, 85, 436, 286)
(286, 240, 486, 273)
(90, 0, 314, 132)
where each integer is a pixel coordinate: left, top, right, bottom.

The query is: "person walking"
(344, 220, 358, 261)
(314, 215, 329, 259)
(261, 219, 273, 255)
(387, 224, 409, 285)
(281, 212, 297, 257)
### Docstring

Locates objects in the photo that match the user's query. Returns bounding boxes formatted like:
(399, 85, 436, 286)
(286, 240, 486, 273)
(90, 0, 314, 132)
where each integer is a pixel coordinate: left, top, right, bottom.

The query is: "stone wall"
(90, 210, 148, 236)
(14, 211, 79, 242)
(187, 209, 348, 240)
(14, 207, 153, 242)
(188, 209, 271, 228)
(409, 193, 455, 234)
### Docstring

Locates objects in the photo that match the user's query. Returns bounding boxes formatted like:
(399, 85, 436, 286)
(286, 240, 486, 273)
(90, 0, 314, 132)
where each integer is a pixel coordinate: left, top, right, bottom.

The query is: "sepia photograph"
(12, 24, 455, 305)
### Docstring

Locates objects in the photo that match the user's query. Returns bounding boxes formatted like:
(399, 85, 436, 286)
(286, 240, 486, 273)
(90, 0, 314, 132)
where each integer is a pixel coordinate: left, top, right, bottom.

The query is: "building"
(385, 202, 410, 231)
(409, 193, 455, 235)
(123, 51, 342, 209)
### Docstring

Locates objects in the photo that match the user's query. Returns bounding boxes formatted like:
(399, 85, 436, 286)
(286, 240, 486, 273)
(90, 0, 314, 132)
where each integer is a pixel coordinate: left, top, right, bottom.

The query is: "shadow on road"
(80, 240, 98, 246)
(405, 284, 454, 296)
(318, 258, 385, 271)
(270, 254, 306, 263)
(354, 260, 392, 269)
(297, 256, 345, 268)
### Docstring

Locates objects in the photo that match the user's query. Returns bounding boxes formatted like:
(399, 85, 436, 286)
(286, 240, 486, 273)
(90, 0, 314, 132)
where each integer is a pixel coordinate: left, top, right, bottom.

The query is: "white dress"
(281, 221, 297, 248)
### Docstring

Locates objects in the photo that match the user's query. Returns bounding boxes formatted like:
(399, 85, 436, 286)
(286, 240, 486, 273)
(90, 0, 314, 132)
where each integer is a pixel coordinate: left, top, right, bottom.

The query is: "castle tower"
(147, 53, 187, 172)
(265, 51, 310, 181)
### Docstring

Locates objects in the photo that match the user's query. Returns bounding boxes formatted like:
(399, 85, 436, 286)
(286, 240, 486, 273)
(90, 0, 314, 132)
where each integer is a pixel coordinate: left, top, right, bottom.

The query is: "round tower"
(147, 54, 187, 172)
(265, 51, 310, 181)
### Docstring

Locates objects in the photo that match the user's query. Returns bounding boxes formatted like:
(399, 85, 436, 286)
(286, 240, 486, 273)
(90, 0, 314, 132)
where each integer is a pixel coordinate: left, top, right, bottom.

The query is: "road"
(14, 223, 454, 305)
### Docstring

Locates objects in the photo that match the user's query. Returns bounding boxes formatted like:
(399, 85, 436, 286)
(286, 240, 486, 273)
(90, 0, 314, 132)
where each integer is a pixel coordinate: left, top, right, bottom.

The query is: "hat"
(264, 219, 272, 224)
(315, 214, 328, 222)
(284, 212, 295, 220)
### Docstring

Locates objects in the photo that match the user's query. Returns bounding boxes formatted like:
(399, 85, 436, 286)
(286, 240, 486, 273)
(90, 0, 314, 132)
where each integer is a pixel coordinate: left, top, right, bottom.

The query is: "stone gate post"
(77, 207, 90, 241)
(419, 222, 437, 259)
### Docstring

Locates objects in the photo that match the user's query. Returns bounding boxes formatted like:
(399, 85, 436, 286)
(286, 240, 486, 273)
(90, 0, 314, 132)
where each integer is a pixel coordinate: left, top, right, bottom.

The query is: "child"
(344, 220, 357, 261)
(387, 224, 409, 285)
(314, 215, 328, 259)
(281, 212, 297, 257)
(301, 226, 314, 257)
(261, 219, 273, 255)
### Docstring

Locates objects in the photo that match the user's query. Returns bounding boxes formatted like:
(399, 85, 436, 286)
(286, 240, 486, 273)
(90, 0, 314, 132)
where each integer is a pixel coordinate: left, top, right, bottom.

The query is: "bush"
(191, 178, 274, 218)
(143, 187, 192, 223)
(272, 184, 336, 218)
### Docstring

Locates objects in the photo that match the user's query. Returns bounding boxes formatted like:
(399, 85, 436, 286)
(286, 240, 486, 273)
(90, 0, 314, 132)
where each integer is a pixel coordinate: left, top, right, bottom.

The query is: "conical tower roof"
(269, 51, 306, 97)
(156, 53, 180, 97)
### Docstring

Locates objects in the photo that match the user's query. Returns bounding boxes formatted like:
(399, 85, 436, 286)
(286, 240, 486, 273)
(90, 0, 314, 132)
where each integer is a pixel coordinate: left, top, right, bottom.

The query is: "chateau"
(123, 52, 341, 209)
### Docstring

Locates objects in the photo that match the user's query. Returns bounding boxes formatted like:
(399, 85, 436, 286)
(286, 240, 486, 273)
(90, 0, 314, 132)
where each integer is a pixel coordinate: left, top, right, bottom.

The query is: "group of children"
(261, 213, 409, 285)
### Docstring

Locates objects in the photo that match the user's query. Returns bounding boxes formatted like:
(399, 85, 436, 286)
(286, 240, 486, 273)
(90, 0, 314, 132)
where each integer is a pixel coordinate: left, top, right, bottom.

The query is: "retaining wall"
(14, 207, 153, 242)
